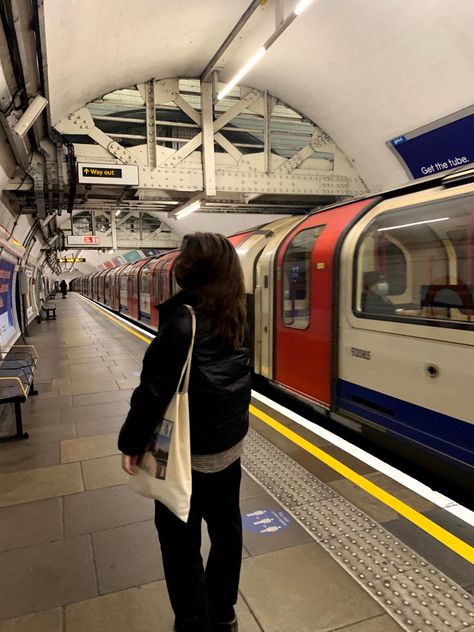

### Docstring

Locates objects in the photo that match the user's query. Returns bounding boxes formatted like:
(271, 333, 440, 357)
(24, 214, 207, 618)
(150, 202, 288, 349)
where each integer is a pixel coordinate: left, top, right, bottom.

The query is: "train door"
(151, 253, 178, 328)
(104, 270, 113, 305)
(92, 272, 100, 301)
(127, 263, 137, 318)
(98, 270, 108, 303)
(138, 259, 154, 324)
(237, 219, 300, 370)
(119, 265, 133, 313)
(163, 253, 179, 298)
(111, 266, 124, 311)
(149, 258, 165, 329)
(255, 235, 281, 377)
(274, 200, 375, 408)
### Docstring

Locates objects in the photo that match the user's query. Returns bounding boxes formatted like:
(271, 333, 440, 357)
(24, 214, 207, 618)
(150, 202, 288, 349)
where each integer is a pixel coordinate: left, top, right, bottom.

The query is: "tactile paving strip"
(242, 427, 474, 632)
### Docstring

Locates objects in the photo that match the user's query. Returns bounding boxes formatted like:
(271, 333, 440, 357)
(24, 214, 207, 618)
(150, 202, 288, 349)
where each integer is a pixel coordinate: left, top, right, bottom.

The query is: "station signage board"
(77, 162, 139, 185)
(388, 105, 474, 180)
(59, 258, 86, 263)
(66, 235, 100, 247)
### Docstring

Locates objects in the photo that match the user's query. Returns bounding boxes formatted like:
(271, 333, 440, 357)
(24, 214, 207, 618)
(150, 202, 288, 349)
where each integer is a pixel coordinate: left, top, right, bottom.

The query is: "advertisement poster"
(0, 259, 16, 346)
(388, 107, 474, 180)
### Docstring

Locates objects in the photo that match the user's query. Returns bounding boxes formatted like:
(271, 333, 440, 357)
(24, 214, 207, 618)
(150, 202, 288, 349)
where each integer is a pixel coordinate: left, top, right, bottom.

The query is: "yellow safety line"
(80, 294, 474, 564)
(250, 404, 474, 565)
(84, 298, 154, 344)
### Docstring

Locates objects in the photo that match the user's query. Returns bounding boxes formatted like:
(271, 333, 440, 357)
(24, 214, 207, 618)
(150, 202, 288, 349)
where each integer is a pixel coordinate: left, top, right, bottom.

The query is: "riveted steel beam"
(264, 91, 271, 174)
(160, 89, 261, 169)
(201, 81, 216, 196)
(144, 80, 157, 168)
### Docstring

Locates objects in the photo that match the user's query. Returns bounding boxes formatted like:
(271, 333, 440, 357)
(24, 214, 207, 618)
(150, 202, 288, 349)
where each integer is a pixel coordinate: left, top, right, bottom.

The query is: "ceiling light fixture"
(217, 47, 266, 100)
(216, 1, 315, 101)
(294, 0, 313, 15)
(115, 210, 121, 216)
(378, 217, 450, 231)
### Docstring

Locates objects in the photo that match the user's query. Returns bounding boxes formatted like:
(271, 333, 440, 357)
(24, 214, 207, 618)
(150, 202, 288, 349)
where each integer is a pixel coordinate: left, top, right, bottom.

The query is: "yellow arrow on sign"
(84, 168, 90, 174)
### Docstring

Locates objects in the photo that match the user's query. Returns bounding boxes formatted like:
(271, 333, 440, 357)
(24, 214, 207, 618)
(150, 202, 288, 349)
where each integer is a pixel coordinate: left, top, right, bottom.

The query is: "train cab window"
(355, 195, 474, 327)
(282, 225, 324, 329)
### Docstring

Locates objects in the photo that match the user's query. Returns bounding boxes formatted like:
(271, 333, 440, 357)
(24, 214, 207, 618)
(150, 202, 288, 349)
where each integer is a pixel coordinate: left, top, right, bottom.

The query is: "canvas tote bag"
(128, 305, 195, 522)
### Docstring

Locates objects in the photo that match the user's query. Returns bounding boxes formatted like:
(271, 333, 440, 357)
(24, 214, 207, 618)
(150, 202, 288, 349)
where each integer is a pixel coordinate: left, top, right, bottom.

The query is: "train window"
(282, 225, 325, 329)
(355, 195, 474, 327)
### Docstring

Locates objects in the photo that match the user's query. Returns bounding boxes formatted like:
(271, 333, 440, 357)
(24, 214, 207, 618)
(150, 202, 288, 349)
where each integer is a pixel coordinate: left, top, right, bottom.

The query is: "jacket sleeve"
(118, 309, 192, 455)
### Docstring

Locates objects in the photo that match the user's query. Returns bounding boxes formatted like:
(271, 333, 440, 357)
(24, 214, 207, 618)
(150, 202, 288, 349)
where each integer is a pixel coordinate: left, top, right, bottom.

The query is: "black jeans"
(154, 458, 242, 632)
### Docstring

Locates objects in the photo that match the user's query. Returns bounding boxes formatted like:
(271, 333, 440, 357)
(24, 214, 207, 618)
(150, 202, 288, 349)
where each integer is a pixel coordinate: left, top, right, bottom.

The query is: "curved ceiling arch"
(43, 0, 474, 192)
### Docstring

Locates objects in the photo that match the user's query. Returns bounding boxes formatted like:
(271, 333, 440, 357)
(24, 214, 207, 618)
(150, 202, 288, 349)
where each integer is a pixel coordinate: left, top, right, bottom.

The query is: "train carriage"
(75, 170, 474, 481)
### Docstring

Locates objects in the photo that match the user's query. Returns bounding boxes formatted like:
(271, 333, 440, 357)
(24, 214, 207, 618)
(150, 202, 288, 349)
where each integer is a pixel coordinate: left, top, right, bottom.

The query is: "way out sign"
(243, 509, 292, 534)
(77, 163, 139, 185)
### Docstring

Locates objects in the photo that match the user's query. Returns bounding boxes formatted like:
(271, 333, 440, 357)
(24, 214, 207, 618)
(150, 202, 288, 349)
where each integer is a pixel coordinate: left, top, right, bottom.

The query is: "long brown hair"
(173, 233, 246, 349)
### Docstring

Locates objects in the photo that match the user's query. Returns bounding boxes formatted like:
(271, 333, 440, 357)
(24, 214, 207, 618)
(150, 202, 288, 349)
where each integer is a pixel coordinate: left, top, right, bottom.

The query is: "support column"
(145, 80, 157, 168)
(201, 81, 216, 196)
(264, 91, 271, 174)
(111, 210, 117, 251)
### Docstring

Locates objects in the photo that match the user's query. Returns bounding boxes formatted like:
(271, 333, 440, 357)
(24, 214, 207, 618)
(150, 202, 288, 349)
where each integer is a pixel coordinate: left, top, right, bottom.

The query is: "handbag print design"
(127, 305, 196, 522)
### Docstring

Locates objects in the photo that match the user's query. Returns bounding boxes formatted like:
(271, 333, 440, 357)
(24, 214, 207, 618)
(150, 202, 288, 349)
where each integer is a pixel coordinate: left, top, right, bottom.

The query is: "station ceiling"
(43, 0, 474, 192)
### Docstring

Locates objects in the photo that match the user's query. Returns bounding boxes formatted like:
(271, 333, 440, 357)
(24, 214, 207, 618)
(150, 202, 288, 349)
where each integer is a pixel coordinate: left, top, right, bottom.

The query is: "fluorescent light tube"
(294, 0, 313, 15)
(115, 210, 121, 216)
(378, 217, 449, 231)
(217, 47, 266, 101)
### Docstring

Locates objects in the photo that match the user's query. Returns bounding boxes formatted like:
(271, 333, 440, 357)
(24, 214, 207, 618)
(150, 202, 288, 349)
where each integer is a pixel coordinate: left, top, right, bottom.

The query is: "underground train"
(73, 168, 474, 482)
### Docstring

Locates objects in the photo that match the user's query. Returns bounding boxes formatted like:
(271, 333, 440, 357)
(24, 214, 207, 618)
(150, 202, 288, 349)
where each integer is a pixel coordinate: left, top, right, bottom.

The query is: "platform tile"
(75, 415, 124, 437)
(91, 520, 165, 594)
(72, 387, 132, 407)
(0, 608, 61, 632)
(0, 536, 97, 620)
(64, 580, 261, 632)
(64, 484, 153, 536)
(0, 462, 83, 507)
(61, 400, 129, 423)
(64, 581, 173, 632)
(59, 379, 119, 397)
(0, 439, 60, 475)
(81, 454, 127, 490)
(240, 542, 383, 632)
(61, 433, 119, 463)
(0, 497, 62, 551)
(336, 614, 404, 631)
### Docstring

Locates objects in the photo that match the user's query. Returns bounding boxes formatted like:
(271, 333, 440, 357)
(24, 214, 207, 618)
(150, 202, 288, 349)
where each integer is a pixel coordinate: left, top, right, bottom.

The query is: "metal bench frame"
(42, 303, 57, 320)
(0, 345, 39, 442)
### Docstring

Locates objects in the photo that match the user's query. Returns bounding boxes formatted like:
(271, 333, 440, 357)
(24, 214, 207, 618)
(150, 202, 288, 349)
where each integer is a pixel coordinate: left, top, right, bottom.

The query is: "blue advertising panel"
(123, 250, 143, 263)
(0, 259, 16, 345)
(388, 107, 474, 180)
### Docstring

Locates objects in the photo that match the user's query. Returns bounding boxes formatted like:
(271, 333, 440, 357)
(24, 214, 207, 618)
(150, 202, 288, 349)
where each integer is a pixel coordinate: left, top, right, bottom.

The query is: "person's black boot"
(211, 618, 238, 632)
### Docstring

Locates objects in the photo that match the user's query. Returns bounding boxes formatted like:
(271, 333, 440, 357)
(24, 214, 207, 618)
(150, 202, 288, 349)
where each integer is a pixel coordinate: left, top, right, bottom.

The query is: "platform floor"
(0, 294, 473, 632)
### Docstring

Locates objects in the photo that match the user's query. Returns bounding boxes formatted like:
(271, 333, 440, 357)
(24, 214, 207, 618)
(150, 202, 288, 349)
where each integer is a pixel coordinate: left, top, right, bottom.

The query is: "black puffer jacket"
(118, 290, 251, 456)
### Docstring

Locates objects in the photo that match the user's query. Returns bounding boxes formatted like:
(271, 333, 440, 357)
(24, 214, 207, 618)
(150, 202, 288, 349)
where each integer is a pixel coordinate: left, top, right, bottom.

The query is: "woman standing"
(59, 279, 68, 299)
(119, 233, 251, 632)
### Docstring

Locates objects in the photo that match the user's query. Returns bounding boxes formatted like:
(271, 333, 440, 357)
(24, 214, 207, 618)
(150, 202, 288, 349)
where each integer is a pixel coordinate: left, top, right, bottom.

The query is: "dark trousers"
(154, 459, 242, 632)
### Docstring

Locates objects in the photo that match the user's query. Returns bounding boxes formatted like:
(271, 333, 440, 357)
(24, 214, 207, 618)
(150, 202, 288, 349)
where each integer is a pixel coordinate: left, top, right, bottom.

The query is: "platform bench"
(0, 345, 38, 442)
(42, 302, 57, 320)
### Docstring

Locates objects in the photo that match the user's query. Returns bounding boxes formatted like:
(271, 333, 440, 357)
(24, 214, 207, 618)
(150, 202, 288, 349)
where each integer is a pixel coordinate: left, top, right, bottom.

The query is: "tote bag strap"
(178, 304, 196, 394)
